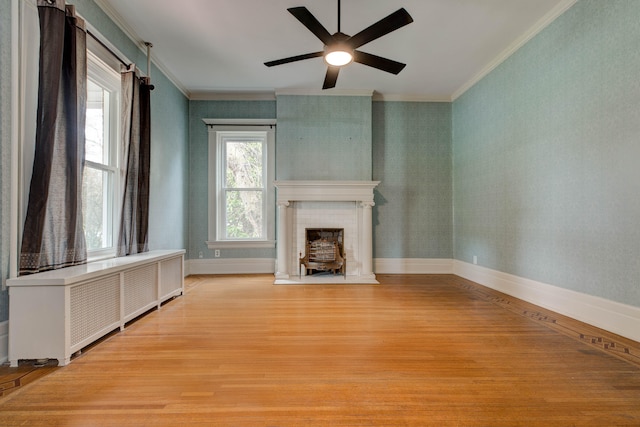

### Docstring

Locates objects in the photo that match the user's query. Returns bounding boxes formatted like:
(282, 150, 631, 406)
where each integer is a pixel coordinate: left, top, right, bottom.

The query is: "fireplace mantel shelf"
(274, 180, 380, 204)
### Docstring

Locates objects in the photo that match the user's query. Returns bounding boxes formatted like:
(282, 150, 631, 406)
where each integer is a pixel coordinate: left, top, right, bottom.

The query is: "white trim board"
(0, 320, 8, 364)
(202, 118, 276, 127)
(186, 257, 453, 278)
(9, 0, 20, 285)
(453, 260, 640, 343)
(186, 258, 275, 276)
(374, 258, 454, 274)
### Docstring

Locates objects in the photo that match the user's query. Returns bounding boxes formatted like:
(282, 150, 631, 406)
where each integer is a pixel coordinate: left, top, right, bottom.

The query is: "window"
(219, 133, 266, 240)
(206, 121, 276, 249)
(82, 52, 121, 258)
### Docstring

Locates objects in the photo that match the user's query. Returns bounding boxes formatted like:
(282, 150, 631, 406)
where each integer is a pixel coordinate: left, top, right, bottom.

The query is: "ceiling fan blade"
(287, 7, 335, 46)
(322, 66, 340, 89)
(347, 8, 413, 49)
(353, 51, 406, 75)
(264, 51, 324, 67)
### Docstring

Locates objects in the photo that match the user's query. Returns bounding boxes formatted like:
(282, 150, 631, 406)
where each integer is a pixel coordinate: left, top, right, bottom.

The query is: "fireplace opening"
(299, 228, 345, 276)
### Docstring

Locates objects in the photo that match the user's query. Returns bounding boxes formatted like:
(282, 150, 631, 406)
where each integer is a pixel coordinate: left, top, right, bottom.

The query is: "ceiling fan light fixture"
(324, 45, 353, 67)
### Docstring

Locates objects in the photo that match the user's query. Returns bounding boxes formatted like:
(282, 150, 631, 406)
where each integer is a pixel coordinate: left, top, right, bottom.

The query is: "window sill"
(206, 240, 276, 249)
(87, 251, 116, 263)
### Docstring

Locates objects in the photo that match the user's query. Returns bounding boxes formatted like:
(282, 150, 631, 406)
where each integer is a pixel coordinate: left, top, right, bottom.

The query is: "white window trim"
(85, 51, 122, 261)
(204, 119, 276, 249)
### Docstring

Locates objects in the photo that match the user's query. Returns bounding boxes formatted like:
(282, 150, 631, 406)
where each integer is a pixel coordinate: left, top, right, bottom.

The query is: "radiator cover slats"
(124, 265, 158, 318)
(70, 274, 121, 347)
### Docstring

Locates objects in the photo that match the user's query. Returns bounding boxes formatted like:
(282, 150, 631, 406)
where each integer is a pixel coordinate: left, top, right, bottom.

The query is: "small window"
(206, 122, 275, 249)
(82, 52, 120, 258)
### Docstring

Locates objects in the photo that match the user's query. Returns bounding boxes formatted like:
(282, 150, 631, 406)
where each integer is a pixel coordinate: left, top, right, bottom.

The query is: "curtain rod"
(87, 30, 154, 89)
(87, 29, 130, 68)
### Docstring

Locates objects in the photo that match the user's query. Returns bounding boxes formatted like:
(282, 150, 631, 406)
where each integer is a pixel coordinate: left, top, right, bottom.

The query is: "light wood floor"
(1, 274, 639, 426)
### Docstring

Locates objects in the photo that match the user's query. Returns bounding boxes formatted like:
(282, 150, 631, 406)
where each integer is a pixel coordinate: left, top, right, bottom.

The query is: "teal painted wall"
(146, 72, 189, 251)
(72, 1, 190, 253)
(276, 95, 372, 180)
(452, 0, 640, 306)
(372, 101, 452, 258)
(188, 100, 276, 260)
(188, 98, 453, 262)
(0, 0, 12, 321)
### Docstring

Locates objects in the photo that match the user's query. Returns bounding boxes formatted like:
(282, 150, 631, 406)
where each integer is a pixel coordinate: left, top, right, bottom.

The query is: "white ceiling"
(95, 0, 576, 101)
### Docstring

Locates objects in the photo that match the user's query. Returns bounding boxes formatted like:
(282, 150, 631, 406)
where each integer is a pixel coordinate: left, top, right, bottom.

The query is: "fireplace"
(300, 228, 345, 277)
(273, 181, 380, 284)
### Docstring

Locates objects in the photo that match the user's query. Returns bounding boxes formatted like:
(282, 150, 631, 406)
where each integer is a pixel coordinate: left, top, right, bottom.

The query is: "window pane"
(225, 141, 263, 188)
(85, 79, 108, 164)
(85, 54, 120, 256)
(82, 166, 112, 250)
(225, 190, 263, 239)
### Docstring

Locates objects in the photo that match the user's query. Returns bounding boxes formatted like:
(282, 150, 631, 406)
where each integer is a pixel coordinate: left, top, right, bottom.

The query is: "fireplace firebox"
(299, 228, 345, 276)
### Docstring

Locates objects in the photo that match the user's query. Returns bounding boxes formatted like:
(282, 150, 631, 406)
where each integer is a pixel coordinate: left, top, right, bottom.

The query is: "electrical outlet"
(214, 249, 220, 258)
(473, 255, 478, 265)
(198, 251, 203, 259)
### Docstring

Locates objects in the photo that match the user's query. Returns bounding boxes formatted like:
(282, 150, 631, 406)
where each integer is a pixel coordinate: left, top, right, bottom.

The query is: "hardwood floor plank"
(0, 274, 639, 426)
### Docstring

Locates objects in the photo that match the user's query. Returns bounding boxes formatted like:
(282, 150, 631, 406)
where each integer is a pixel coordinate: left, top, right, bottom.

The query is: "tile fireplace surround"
(273, 181, 380, 284)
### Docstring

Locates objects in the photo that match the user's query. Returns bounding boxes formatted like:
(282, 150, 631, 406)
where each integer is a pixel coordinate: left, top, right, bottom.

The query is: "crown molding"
(275, 89, 374, 97)
(451, 0, 578, 101)
(372, 92, 451, 103)
(92, 0, 189, 98)
(190, 91, 276, 101)
(191, 90, 450, 103)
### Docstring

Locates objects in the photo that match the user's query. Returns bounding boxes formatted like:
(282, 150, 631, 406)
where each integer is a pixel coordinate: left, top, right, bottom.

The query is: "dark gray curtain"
(116, 66, 151, 256)
(20, 1, 87, 275)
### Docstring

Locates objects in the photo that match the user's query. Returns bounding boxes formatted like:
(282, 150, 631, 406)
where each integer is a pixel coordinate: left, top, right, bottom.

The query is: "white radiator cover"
(7, 250, 184, 366)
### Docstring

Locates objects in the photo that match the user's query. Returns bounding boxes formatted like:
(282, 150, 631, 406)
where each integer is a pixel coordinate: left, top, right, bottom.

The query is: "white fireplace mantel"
(274, 180, 379, 204)
(273, 180, 380, 284)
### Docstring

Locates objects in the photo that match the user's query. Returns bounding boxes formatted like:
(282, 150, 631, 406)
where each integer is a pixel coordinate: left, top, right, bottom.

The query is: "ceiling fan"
(264, 0, 414, 90)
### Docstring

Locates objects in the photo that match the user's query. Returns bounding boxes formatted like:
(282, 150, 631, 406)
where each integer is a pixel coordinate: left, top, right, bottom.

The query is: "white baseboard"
(187, 258, 453, 276)
(186, 258, 276, 275)
(0, 320, 8, 364)
(453, 260, 640, 343)
(374, 258, 453, 274)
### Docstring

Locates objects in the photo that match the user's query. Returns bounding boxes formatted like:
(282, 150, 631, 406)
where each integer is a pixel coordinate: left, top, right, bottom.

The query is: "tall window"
(82, 53, 120, 258)
(219, 133, 266, 240)
(206, 122, 276, 249)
